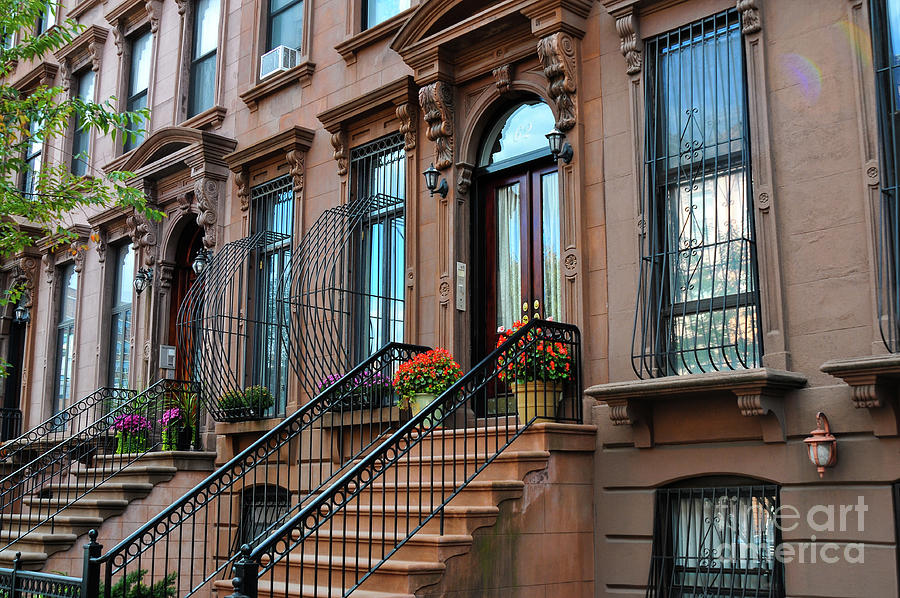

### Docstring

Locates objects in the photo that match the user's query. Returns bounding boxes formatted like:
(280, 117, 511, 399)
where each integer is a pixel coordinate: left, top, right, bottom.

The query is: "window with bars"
(108, 243, 133, 388)
(71, 69, 96, 176)
(250, 175, 293, 415)
(54, 263, 77, 414)
(124, 30, 152, 152)
(647, 484, 783, 598)
(633, 8, 762, 378)
(239, 485, 291, 547)
(188, 0, 219, 117)
(349, 133, 405, 362)
(872, 0, 900, 352)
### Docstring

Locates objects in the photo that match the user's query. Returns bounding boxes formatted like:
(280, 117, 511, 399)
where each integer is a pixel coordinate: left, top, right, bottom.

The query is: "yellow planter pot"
(409, 393, 437, 416)
(511, 381, 563, 423)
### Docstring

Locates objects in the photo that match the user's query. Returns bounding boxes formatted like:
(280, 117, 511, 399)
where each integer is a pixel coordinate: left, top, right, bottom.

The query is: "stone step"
(0, 550, 51, 571)
(0, 529, 76, 559)
(316, 503, 501, 537)
(292, 529, 473, 562)
(22, 497, 129, 520)
(71, 464, 178, 485)
(357, 479, 524, 508)
(0, 513, 103, 538)
(211, 579, 415, 598)
(44, 481, 154, 502)
(350, 450, 550, 483)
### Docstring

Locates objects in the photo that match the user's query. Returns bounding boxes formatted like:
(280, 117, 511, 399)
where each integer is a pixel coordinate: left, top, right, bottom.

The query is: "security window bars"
(124, 30, 152, 152)
(250, 175, 293, 415)
(267, 0, 302, 51)
(108, 243, 134, 388)
(239, 485, 291, 548)
(54, 263, 77, 414)
(189, 0, 219, 117)
(349, 132, 405, 362)
(71, 69, 96, 176)
(363, 0, 411, 30)
(21, 117, 42, 196)
(647, 485, 783, 598)
(633, 8, 761, 378)
(872, 0, 900, 352)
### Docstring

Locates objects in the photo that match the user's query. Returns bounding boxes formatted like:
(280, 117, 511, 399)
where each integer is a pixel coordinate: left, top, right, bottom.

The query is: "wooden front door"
(476, 163, 562, 360)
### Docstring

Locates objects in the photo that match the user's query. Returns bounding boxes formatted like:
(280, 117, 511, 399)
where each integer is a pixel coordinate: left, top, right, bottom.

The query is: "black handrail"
(0, 387, 135, 466)
(88, 342, 430, 598)
(230, 319, 581, 598)
(0, 379, 197, 552)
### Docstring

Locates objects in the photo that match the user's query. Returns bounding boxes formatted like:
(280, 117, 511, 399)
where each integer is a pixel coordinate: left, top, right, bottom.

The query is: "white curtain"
(496, 183, 521, 329)
(541, 172, 561, 320)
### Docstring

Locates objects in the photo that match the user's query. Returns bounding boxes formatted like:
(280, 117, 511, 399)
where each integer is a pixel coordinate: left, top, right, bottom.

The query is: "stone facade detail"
(492, 64, 511, 94)
(615, 12, 642, 75)
(330, 131, 348, 176)
(537, 32, 577, 132)
(418, 81, 454, 170)
(194, 178, 219, 250)
(234, 168, 250, 211)
(396, 102, 416, 151)
(737, 0, 761, 34)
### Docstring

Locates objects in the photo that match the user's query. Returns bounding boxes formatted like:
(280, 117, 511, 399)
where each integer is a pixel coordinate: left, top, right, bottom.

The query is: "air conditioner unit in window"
(260, 45, 299, 79)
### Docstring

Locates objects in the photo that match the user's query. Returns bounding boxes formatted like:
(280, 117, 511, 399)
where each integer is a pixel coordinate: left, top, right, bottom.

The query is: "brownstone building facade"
(1, 0, 899, 596)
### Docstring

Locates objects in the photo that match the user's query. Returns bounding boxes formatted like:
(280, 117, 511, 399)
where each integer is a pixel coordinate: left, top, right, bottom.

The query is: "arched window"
(479, 101, 556, 167)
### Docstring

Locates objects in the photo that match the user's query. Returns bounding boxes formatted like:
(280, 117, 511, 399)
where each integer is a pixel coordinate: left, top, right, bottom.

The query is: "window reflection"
(480, 102, 556, 166)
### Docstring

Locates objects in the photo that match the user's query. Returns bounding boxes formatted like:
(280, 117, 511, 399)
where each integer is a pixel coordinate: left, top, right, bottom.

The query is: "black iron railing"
(0, 380, 197, 552)
(647, 485, 783, 598)
(87, 343, 429, 598)
(0, 409, 22, 443)
(0, 551, 86, 597)
(0, 388, 135, 466)
(226, 319, 581, 598)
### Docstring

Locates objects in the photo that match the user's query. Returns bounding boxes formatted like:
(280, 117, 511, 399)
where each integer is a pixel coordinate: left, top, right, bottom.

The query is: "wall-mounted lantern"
(803, 411, 837, 478)
(133, 266, 154, 295)
(423, 163, 448, 198)
(192, 248, 211, 275)
(546, 128, 573, 164)
(13, 303, 29, 323)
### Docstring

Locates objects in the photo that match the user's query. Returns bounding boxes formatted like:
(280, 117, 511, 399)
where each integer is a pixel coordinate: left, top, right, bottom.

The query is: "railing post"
(82, 529, 102, 598)
(227, 545, 258, 598)
(11, 552, 20, 598)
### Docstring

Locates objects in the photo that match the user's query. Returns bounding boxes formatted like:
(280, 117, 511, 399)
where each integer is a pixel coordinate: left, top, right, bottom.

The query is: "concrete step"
(212, 578, 415, 598)
(0, 530, 77, 559)
(351, 450, 550, 483)
(23, 497, 129, 520)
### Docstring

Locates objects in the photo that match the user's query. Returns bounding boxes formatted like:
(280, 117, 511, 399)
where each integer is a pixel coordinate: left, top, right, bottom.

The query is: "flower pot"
(409, 393, 445, 428)
(116, 432, 148, 455)
(511, 381, 563, 423)
(177, 426, 194, 450)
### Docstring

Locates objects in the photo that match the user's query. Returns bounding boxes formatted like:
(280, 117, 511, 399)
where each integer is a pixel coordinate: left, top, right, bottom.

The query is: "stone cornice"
(238, 61, 316, 111)
(53, 24, 109, 72)
(821, 354, 900, 437)
(586, 368, 807, 446)
(67, 0, 104, 20)
(12, 62, 59, 91)
(317, 76, 417, 134)
(335, 7, 414, 64)
(105, 0, 160, 34)
(222, 125, 315, 172)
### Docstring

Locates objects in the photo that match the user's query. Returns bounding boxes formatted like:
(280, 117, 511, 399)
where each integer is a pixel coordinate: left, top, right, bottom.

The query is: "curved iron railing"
(89, 343, 429, 598)
(177, 232, 291, 422)
(230, 319, 582, 598)
(0, 409, 22, 443)
(0, 387, 134, 466)
(281, 192, 406, 397)
(0, 380, 197, 552)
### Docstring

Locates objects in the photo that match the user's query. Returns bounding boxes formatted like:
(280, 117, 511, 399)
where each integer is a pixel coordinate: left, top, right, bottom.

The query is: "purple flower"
(159, 408, 181, 429)
(113, 413, 152, 434)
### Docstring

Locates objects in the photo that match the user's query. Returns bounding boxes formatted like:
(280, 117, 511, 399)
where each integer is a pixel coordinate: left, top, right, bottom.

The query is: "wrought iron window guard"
(0, 409, 22, 443)
(0, 379, 198, 553)
(228, 319, 582, 598)
(86, 342, 429, 598)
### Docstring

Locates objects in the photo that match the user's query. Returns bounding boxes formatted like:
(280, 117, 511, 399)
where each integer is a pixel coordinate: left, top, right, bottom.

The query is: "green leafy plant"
(217, 389, 245, 412)
(393, 349, 463, 401)
(99, 569, 177, 598)
(217, 386, 274, 418)
(243, 385, 274, 411)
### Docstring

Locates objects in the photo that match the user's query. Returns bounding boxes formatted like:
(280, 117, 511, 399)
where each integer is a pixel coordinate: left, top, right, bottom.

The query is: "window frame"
(186, 0, 221, 119)
(70, 68, 97, 177)
(633, 7, 763, 378)
(124, 28, 153, 152)
(36, 2, 57, 35)
(360, 0, 412, 32)
(265, 0, 303, 52)
(53, 262, 78, 415)
(20, 117, 43, 197)
(107, 243, 134, 388)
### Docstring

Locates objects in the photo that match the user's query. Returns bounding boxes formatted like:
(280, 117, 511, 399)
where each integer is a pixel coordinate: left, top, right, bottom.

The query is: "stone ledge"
(215, 417, 283, 436)
(334, 8, 414, 64)
(318, 406, 401, 429)
(821, 354, 900, 437)
(239, 60, 316, 111)
(585, 368, 807, 447)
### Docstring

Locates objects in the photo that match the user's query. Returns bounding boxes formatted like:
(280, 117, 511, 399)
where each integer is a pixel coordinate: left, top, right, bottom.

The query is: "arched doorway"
(168, 219, 203, 379)
(471, 100, 561, 362)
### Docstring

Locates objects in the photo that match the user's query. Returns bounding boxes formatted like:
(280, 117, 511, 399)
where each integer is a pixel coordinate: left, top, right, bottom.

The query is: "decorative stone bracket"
(585, 368, 807, 447)
(821, 355, 900, 437)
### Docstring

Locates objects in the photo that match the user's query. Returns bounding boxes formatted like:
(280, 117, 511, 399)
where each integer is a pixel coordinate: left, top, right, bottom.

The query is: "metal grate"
(647, 485, 783, 598)
(871, 0, 900, 352)
(633, 8, 762, 378)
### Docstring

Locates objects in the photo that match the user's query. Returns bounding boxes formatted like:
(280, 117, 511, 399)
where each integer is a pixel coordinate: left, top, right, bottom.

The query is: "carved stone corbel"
(537, 32, 577, 132)
(174, 0, 187, 16)
(42, 253, 55, 286)
(418, 81, 454, 171)
(88, 40, 103, 72)
(112, 28, 125, 56)
(737, 0, 761, 34)
(492, 64, 511, 94)
(71, 241, 87, 274)
(330, 131, 348, 177)
(234, 168, 250, 212)
(285, 149, 305, 198)
(456, 162, 473, 198)
(59, 60, 72, 94)
(606, 398, 652, 448)
(615, 10, 642, 75)
(92, 229, 107, 264)
(194, 177, 219, 250)
(12, 256, 38, 307)
(127, 209, 158, 265)
(821, 355, 900, 437)
(145, 0, 162, 33)
(395, 102, 416, 151)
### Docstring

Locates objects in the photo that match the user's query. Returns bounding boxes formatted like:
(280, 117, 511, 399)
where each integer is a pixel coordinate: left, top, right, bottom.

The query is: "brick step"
(349, 450, 550, 483)
(262, 552, 446, 595)
(211, 578, 415, 598)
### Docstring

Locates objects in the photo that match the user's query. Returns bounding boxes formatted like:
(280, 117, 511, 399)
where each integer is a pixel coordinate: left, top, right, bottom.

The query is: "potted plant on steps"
(393, 349, 463, 427)
(496, 320, 572, 423)
(166, 391, 199, 449)
(113, 413, 152, 454)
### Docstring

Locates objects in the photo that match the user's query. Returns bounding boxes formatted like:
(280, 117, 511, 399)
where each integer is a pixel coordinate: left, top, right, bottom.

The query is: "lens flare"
(836, 19, 873, 68)
(780, 53, 822, 103)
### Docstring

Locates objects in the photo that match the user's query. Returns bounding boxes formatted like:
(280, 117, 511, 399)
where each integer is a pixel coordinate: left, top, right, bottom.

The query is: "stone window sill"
(239, 60, 316, 111)
(334, 7, 415, 64)
(68, 0, 102, 20)
(585, 368, 807, 447)
(821, 354, 900, 437)
(181, 105, 226, 130)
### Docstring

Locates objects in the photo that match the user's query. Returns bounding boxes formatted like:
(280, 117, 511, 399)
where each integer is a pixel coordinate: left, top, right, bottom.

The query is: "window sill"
(239, 60, 316, 111)
(181, 105, 226, 130)
(821, 354, 900, 437)
(585, 368, 807, 447)
(68, 0, 103, 20)
(334, 7, 415, 64)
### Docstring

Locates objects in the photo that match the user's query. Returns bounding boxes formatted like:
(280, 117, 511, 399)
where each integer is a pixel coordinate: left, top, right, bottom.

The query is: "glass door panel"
(540, 171, 561, 321)
(496, 181, 523, 329)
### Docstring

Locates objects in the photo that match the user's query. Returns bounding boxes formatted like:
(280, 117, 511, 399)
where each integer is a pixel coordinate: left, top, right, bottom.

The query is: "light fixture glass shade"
(545, 128, 565, 157)
(422, 163, 439, 193)
(192, 249, 209, 275)
(14, 304, 28, 322)
(803, 412, 837, 478)
(133, 269, 148, 294)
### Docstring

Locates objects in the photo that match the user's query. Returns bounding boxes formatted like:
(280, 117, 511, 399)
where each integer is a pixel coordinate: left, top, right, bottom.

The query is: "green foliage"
(243, 385, 274, 410)
(216, 389, 245, 412)
(99, 569, 177, 598)
(217, 386, 274, 417)
(392, 349, 463, 401)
